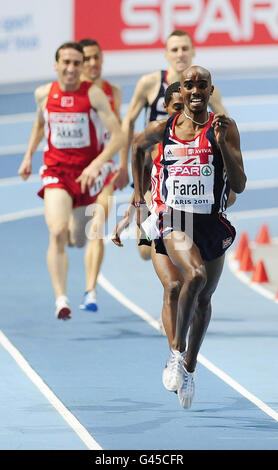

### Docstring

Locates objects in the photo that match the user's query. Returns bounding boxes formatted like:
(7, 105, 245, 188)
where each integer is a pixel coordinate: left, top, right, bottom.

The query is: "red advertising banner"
(74, 0, 278, 51)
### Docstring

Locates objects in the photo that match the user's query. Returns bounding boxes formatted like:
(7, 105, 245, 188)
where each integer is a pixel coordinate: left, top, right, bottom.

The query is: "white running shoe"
(79, 289, 98, 312)
(162, 349, 186, 392)
(55, 296, 71, 320)
(178, 367, 195, 409)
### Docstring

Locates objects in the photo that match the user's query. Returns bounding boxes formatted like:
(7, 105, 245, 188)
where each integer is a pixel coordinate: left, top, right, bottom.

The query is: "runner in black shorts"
(132, 65, 246, 409)
(155, 211, 235, 261)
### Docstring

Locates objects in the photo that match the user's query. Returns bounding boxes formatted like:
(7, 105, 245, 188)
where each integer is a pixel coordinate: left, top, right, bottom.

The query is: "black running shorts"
(154, 208, 236, 261)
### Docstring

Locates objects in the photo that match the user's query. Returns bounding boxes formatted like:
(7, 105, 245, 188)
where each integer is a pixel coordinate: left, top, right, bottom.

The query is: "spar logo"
(121, 0, 278, 46)
(169, 165, 201, 177)
(201, 165, 212, 176)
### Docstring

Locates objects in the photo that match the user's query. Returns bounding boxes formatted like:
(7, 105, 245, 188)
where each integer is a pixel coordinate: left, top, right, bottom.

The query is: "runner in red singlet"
(68, 38, 128, 312)
(18, 42, 123, 320)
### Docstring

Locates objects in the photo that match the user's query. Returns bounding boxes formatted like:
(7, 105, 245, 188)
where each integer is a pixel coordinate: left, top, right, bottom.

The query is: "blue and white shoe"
(79, 289, 98, 312)
(178, 367, 195, 409)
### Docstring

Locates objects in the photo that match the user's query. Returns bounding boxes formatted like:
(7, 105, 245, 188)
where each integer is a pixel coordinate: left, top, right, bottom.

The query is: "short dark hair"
(166, 29, 194, 47)
(164, 81, 181, 106)
(79, 38, 101, 50)
(55, 41, 84, 61)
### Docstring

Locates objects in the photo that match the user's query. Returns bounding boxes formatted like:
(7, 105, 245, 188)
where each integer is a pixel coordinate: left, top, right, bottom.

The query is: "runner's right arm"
(132, 120, 166, 228)
(18, 84, 50, 180)
(119, 72, 159, 173)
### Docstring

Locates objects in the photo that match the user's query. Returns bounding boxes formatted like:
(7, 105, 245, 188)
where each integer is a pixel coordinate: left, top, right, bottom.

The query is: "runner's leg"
(44, 188, 72, 299)
(151, 243, 183, 345)
(185, 254, 225, 372)
(85, 183, 114, 292)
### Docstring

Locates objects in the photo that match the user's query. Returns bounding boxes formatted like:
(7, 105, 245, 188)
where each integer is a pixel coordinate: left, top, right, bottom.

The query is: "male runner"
(18, 42, 123, 320)
(120, 29, 229, 261)
(69, 38, 128, 312)
(132, 65, 246, 409)
(112, 82, 183, 337)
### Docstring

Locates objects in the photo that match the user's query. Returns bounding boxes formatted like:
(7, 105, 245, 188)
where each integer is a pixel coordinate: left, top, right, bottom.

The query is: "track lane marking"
(98, 272, 278, 423)
(0, 330, 102, 450)
(2, 204, 278, 444)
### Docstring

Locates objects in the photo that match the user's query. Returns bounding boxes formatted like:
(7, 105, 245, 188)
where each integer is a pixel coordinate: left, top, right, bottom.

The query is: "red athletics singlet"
(150, 143, 166, 214)
(43, 80, 102, 169)
(102, 80, 116, 112)
(38, 80, 117, 207)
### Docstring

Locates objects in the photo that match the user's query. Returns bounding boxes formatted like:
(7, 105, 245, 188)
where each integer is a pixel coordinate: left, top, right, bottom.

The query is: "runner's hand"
(111, 204, 135, 247)
(76, 163, 100, 193)
(111, 167, 129, 190)
(212, 114, 231, 144)
(18, 157, 32, 180)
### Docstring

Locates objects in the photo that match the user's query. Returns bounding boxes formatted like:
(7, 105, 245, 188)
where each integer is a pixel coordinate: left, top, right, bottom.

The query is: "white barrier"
(0, 0, 73, 84)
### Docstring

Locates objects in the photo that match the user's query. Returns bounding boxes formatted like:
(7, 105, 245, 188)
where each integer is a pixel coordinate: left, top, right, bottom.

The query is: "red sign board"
(74, 0, 278, 50)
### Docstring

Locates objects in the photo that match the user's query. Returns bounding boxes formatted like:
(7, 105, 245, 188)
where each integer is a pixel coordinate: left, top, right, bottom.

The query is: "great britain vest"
(160, 112, 230, 214)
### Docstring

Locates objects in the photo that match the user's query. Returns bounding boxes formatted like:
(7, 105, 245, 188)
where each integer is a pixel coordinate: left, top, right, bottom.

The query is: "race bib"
(49, 112, 90, 149)
(165, 162, 215, 212)
(89, 174, 106, 197)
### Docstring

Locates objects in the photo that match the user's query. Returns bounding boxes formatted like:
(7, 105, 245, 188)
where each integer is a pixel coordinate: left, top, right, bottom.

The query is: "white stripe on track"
(246, 179, 278, 190)
(0, 207, 44, 223)
(0, 175, 41, 186)
(0, 330, 102, 450)
(243, 148, 278, 160)
(0, 112, 36, 124)
(0, 206, 105, 449)
(0, 143, 44, 156)
(224, 94, 278, 106)
(229, 207, 278, 220)
(98, 272, 278, 423)
(2, 205, 278, 431)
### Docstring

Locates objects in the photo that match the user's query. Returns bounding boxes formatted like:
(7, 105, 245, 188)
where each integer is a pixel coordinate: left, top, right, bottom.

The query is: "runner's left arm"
(212, 114, 246, 193)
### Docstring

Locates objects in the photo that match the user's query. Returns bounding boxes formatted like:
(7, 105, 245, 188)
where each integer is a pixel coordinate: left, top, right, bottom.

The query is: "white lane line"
(0, 112, 36, 124)
(0, 207, 104, 450)
(0, 330, 102, 450)
(0, 143, 44, 156)
(229, 207, 278, 221)
(243, 148, 278, 160)
(224, 94, 278, 106)
(0, 192, 133, 222)
(197, 354, 278, 422)
(238, 121, 278, 132)
(1, 94, 277, 125)
(0, 207, 44, 223)
(97, 272, 278, 423)
(0, 175, 41, 186)
(2, 205, 278, 429)
(246, 179, 278, 190)
(1, 172, 278, 193)
(98, 273, 159, 330)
